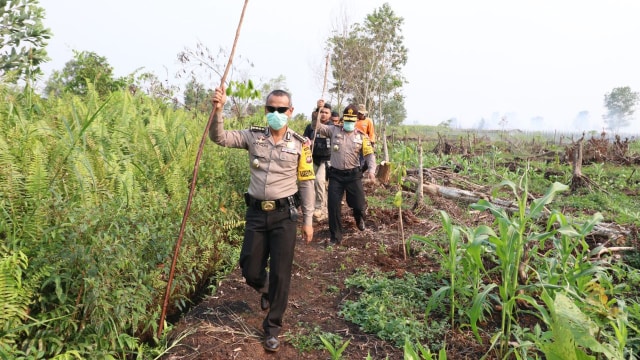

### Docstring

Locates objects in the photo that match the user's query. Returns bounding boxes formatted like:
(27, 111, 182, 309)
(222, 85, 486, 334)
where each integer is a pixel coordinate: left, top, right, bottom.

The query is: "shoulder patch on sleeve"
(362, 135, 374, 156)
(297, 141, 315, 181)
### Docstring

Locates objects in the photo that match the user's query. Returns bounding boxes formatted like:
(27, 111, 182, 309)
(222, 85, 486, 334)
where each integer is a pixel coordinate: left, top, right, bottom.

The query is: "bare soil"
(158, 181, 509, 360)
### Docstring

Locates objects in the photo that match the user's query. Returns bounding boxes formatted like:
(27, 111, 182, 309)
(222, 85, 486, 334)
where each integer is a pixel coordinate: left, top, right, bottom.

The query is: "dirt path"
(160, 183, 488, 359)
(160, 213, 409, 359)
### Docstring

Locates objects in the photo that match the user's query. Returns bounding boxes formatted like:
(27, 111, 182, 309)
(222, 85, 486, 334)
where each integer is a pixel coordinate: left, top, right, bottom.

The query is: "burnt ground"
(158, 181, 510, 360)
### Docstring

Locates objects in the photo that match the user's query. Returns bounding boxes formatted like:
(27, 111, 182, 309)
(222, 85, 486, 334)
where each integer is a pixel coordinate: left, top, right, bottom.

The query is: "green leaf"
(393, 190, 403, 207)
(528, 182, 568, 219)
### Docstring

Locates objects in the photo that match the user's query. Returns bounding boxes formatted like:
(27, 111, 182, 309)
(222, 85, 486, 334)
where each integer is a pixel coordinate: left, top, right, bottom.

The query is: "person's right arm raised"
(209, 87, 228, 145)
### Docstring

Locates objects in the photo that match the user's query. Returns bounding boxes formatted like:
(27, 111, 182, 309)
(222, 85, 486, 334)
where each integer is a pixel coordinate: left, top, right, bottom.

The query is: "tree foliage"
(177, 41, 264, 117)
(382, 92, 406, 126)
(327, 3, 408, 126)
(184, 77, 213, 114)
(603, 86, 639, 133)
(129, 70, 179, 104)
(44, 50, 126, 97)
(0, 0, 52, 83)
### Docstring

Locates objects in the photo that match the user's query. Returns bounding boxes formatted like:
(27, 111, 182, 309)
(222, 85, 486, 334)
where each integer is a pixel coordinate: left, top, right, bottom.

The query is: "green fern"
(0, 246, 32, 348)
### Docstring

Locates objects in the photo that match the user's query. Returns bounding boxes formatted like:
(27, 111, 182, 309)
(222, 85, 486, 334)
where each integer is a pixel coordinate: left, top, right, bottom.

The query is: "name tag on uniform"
(282, 147, 297, 154)
(354, 134, 363, 144)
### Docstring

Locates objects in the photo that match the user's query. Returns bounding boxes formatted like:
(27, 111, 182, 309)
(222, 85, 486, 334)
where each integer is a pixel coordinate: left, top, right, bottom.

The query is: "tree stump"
(570, 134, 597, 191)
(376, 161, 392, 185)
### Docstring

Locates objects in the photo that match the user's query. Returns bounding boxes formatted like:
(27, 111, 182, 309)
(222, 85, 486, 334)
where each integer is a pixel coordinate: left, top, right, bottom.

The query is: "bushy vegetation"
(0, 85, 249, 358)
(339, 136, 640, 358)
(1, 80, 639, 358)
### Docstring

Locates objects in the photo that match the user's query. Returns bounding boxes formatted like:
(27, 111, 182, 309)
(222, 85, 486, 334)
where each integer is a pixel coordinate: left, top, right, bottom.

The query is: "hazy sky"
(38, 1, 640, 133)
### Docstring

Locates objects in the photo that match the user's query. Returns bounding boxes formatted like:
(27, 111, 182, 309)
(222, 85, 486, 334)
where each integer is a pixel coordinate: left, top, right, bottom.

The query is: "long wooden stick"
(158, 0, 249, 337)
(321, 53, 329, 96)
(310, 53, 330, 152)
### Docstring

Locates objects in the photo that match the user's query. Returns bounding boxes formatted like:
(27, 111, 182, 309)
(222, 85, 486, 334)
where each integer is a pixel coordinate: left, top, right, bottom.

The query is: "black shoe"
(260, 293, 269, 311)
(263, 336, 280, 352)
(356, 217, 365, 231)
(329, 238, 341, 246)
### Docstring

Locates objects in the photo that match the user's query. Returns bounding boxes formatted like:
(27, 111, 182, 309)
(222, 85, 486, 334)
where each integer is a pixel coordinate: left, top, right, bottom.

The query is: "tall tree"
(603, 86, 639, 133)
(364, 3, 408, 123)
(44, 50, 125, 97)
(0, 0, 52, 83)
(327, 3, 408, 126)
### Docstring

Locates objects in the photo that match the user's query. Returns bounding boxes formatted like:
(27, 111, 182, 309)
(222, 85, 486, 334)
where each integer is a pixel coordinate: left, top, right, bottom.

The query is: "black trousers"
(240, 207, 296, 337)
(327, 168, 366, 243)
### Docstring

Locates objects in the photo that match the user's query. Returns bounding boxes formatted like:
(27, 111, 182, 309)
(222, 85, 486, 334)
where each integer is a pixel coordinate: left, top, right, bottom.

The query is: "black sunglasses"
(265, 106, 290, 113)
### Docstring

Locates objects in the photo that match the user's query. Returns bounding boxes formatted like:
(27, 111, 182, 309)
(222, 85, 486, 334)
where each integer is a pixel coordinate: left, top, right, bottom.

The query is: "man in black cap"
(314, 103, 376, 245)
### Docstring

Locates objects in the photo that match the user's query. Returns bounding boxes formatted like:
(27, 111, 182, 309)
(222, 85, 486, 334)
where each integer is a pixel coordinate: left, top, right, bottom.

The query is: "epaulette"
(290, 130, 309, 144)
(288, 130, 311, 146)
(250, 125, 268, 133)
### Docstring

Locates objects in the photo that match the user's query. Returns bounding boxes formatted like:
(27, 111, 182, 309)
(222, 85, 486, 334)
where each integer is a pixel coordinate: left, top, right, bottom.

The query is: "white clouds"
(38, 1, 640, 134)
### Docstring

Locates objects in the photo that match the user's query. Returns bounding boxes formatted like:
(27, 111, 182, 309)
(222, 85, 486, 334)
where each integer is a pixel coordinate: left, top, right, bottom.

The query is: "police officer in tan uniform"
(315, 103, 376, 245)
(209, 88, 315, 353)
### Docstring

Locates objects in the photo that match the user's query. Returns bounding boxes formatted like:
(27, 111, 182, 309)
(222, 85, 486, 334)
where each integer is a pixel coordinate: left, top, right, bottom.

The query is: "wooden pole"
(157, 0, 249, 338)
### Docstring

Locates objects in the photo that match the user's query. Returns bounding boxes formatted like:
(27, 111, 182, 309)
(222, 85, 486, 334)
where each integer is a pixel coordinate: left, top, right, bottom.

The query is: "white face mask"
(266, 112, 288, 130)
(343, 121, 355, 132)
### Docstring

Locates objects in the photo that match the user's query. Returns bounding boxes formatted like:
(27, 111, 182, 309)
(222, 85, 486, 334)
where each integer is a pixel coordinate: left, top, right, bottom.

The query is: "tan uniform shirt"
(316, 124, 376, 174)
(210, 121, 316, 225)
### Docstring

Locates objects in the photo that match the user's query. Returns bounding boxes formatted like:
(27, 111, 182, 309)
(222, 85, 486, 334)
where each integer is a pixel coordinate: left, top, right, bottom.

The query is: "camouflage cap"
(357, 104, 368, 116)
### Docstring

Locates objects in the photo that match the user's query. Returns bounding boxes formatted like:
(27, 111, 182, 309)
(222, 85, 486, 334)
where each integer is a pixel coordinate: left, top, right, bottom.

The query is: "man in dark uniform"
(209, 87, 315, 352)
(303, 102, 332, 221)
(315, 103, 376, 245)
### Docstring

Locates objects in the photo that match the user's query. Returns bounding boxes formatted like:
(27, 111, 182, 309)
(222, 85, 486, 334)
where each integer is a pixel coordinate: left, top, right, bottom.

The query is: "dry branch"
(592, 246, 635, 259)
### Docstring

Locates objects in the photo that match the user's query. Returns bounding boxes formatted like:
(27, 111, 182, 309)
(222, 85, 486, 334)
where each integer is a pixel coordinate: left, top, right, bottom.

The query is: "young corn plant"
(414, 211, 464, 328)
(389, 143, 414, 260)
(462, 225, 498, 343)
(470, 179, 569, 358)
(319, 334, 350, 360)
(411, 212, 496, 340)
(403, 338, 447, 360)
(534, 210, 606, 294)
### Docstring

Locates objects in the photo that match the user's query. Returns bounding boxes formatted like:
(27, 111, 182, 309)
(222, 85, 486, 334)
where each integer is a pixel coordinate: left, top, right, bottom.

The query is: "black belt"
(328, 167, 360, 175)
(244, 193, 297, 212)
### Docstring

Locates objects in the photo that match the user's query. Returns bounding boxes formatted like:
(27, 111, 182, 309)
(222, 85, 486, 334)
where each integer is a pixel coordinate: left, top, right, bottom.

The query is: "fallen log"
(405, 176, 517, 212)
